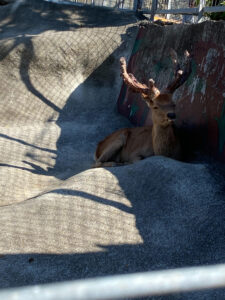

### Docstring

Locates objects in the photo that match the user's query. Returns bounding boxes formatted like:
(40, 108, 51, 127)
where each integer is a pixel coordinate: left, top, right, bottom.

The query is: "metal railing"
(1, 264, 225, 299)
(47, 0, 225, 21)
(148, 0, 225, 21)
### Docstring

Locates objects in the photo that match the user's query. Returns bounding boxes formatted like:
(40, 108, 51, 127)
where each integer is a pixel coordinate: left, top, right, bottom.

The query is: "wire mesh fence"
(0, 0, 143, 284)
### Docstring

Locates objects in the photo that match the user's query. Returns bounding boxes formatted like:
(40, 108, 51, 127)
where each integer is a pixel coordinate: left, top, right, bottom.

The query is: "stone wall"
(117, 21, 225, 161)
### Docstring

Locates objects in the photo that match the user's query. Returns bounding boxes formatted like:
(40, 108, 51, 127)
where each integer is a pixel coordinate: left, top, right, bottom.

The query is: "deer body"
(94, 126, 154, 167)
(94, 122, 181, 167)
(93, 50, 191, 168)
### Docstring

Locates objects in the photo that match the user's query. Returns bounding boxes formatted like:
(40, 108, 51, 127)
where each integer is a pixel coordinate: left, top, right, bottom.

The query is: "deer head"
(120, 50, 192, 127)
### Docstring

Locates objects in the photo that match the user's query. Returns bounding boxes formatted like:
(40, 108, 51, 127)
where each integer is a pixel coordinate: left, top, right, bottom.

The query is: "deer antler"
(166, 49, 192, 93)
(120, 57, 149, 94)
(120, 57, 160, 99)
(120, 52, 191, 99)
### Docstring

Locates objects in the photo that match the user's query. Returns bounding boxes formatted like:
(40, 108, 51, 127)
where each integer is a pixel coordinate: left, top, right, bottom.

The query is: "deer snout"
(167, 113, 176, 120)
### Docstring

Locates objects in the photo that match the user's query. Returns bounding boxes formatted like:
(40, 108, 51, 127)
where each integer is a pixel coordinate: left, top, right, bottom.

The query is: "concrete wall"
(117, 21, 225, 162)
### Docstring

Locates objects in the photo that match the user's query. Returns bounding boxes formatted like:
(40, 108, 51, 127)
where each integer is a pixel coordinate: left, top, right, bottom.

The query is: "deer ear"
(141, 93, 154, 108)
(146, 99, 154, 108)
(141, 93, 149, 99)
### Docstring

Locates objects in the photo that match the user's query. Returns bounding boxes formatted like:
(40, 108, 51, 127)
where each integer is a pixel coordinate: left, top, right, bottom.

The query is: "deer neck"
(152, 123, 181, 159)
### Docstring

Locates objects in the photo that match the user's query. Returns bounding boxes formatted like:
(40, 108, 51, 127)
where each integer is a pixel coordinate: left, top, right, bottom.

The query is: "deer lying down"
(93, 50, 192, 168)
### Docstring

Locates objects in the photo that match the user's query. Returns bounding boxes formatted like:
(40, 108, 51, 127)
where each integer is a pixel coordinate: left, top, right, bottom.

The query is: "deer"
(93, 49, 192, 168)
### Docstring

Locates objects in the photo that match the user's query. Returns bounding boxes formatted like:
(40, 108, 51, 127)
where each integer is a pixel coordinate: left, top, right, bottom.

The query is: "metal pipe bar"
(150, 0, 158, 21)
(143, 5, 225, 15)
(204, 5, 225, 12)
(167, 0, 172, 19)
(157, 7, 198, 14)
(198, 0, 206, 21)
(1, 264, 225, 300)
(142, 7, 198, 14)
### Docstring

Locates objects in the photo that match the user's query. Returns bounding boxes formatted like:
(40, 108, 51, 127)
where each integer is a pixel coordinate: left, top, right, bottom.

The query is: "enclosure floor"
(0, 1, 225, 299)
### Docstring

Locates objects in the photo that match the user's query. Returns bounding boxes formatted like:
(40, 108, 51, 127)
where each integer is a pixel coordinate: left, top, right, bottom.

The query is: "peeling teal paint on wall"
(154, 61, 164, 74)
(195, 78, 204, 93)
(140, 106, 149, 126)
(216, 102, 225, 153)
(153, 58, 197, 87)
(129, 102, 139, 117)
(132, 39, 143, 56)
(186, 60, 197, 86)
(153, 57, 172, 77)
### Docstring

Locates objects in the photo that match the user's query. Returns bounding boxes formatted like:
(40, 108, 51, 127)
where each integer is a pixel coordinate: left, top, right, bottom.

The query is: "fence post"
(150, 0, 158, 20)
(198, 0, 206, 21)
(167, 0, 172, 19)
(133, 0, 139, 11)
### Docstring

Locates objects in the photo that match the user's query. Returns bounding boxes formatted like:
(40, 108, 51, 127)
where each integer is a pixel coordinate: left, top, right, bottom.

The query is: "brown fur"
(94, 126, 154, 167)
(94, 94, 180, 168)
(93, 51, 191, 168)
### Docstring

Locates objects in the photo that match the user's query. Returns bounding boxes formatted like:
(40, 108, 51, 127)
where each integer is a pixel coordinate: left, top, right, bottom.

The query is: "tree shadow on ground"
(1, 158, 225, 300)
(0, 30, 136, 177)
(0, 0, 137, 177)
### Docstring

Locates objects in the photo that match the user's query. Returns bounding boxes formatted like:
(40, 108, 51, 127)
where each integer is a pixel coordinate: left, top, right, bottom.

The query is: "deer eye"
(153, 106, 158, 109)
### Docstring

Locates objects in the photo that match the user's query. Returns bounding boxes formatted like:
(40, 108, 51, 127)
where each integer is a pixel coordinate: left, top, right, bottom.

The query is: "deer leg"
(93, 133, 127, 167)
(93, 161, 129, 168)
(93, 155, 144, 168)
(128, 155, 145, 165)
